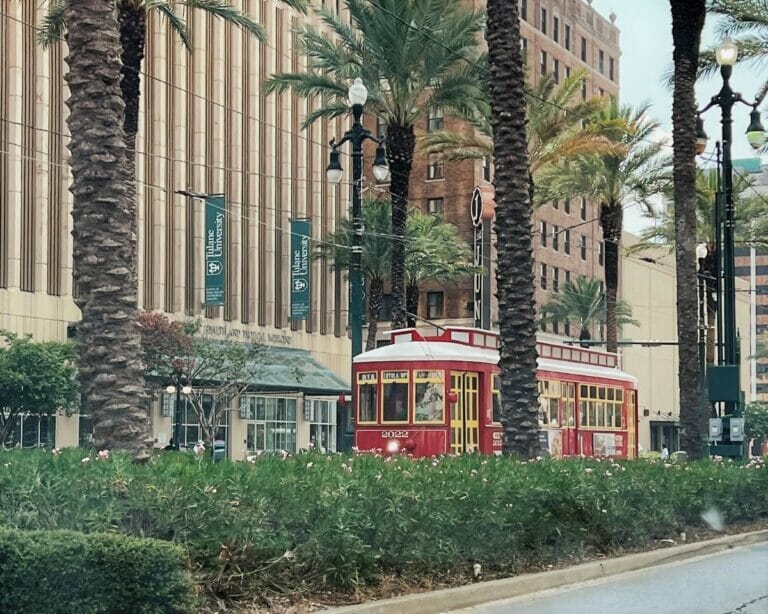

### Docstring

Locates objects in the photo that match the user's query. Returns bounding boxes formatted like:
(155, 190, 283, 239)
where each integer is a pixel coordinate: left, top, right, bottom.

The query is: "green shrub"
(0, 449, 766, 602)
(0, 527, 196, 613)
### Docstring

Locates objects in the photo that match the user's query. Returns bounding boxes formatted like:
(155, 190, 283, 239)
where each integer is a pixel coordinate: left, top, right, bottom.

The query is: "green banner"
(290, 219, 311, 320)
(204, 195, 226, 306)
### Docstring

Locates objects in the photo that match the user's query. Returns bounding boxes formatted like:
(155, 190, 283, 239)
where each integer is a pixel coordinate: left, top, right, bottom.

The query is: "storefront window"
(382, 370, 409, 422)
(243, 395, 296, 453)
(414, 370, 444, 422)
(3, 413, 56, 448)
(357, 372, 378, 423)
(309, 399, 336, 452)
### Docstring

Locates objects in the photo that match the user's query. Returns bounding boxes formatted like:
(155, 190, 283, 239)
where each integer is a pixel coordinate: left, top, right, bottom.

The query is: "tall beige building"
(0, 1, 354, 453)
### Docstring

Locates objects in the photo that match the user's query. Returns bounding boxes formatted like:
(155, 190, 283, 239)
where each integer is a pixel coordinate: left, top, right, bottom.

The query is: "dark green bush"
(0, 449, 765, 601)
(0, 527, 196, 613)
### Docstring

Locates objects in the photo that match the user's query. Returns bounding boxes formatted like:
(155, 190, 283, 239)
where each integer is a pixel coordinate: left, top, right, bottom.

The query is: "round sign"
(470, 187, 483, 228)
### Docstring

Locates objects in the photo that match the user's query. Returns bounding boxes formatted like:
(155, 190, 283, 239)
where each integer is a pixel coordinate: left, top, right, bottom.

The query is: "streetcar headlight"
(386, 439, 400, 454)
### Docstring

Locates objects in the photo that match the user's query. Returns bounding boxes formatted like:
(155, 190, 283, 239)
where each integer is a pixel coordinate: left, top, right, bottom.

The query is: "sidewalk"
(323, 529, 768, 614)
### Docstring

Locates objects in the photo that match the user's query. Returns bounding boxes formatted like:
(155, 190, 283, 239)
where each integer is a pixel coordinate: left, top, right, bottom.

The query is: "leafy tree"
(405, 210, 479, 326)
(537, 100, 668, 354)
(138, 312, 296, 447)
(64, 0, 151, 456)
(264, 0, 486, 329)
(485, 0, 539, 458)
(0, 332, 79, 447)
(541, 276, 639, 345)
(744, 402, 768, 441)
(671, 0, 708, 459)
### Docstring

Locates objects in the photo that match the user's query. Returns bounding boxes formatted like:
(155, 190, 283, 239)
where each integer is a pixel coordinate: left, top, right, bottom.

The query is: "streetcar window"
(383, 383, 408, 421)
(580, 400, 588, 426)
(606, 404, 614, 428)
(414, 370, 444, 423)
(492, 374, 502, 423)
(357, 372, 378, 423)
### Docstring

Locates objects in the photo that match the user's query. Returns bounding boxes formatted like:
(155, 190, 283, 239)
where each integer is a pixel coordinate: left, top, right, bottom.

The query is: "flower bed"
(0, 449, 765, 606)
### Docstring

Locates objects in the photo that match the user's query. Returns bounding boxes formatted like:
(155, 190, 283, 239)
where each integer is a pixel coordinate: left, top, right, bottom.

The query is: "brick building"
(371, 0, 622, 342)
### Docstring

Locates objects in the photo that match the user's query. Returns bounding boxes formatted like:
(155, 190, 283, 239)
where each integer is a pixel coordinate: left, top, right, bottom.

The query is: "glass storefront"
(241, 395, 298, 453)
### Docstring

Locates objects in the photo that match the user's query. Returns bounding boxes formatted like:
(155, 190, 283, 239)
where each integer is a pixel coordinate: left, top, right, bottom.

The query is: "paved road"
(456, 542, 768, 614)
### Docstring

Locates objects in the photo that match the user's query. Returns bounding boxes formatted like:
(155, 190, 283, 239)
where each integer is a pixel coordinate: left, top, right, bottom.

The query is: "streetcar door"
(450, 372, 479, 453)
(626, 389, 637, 459)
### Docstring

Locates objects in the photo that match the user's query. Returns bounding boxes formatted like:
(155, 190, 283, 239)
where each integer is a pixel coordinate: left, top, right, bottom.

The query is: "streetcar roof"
(353, 341, 637, 384)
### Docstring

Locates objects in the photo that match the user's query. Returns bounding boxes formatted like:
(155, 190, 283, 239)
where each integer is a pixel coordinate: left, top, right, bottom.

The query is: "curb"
(323, 529, 768, 613)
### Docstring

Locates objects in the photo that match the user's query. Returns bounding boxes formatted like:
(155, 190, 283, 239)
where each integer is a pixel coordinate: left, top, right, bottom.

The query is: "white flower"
(81, 457, 91, 463)
(584, 467, 593, 474)
(306, 462, 314, 469)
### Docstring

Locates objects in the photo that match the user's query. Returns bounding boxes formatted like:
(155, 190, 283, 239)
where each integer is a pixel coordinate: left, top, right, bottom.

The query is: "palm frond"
(147, 0, 191, 49)
(37, 1, 68, 48)
(419, 130, 492, 161)
(182, 0, 266, 41)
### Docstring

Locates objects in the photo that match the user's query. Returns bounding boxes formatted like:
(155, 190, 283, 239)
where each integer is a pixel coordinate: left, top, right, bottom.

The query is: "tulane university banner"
(290, 219, 311, 320)
(204, 195, 226, 306)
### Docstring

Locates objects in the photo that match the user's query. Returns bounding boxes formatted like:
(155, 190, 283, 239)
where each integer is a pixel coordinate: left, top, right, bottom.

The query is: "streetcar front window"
(414, 370, 444, 423)
(383, 382, 409, 422)
(357, 372, 378, 424)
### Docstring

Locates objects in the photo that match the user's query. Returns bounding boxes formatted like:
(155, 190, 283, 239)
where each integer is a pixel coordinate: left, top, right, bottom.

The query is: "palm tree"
(537, 100, 668, 354)
(264, 0, 485, 330)
(485, 0, 539, 458)
(405, 210, 478, 325)
(541, 276, 639, 346)
(421, 70, 616, 179)
(701, 1, 768, 106)
(64, 0, 151, 456)
(671, 0, 707, 459)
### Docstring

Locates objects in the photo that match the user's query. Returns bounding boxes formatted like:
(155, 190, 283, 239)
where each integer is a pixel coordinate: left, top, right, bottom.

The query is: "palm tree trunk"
(599, 203, 623, 354)
(671, 0, 707, 459)
(65, 0, 150, 458)
(406, 283, 419, 327)
(366, 277, 383, 351)
(118, 5, 144, 283)
(486, 0, 539, 459)
(386, 123, 415, 331)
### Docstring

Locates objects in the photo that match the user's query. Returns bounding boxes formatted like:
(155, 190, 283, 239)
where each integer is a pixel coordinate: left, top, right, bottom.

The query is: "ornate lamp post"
(326, 78, 390, 358)
(696, 35, 766, 454)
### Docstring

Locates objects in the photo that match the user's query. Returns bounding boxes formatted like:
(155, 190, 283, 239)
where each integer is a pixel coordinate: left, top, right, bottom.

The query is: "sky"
(590, 0, 763, 232)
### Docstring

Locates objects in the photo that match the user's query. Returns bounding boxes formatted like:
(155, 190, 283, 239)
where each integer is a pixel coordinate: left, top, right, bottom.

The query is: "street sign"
(290, 219, 311, 320)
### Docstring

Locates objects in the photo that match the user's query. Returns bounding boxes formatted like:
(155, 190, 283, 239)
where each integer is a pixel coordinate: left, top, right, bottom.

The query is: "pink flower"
(97, 450, 110, 460)
(51, 448, 62, 456)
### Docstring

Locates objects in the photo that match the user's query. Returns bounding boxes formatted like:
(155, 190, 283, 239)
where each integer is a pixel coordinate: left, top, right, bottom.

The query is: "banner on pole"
(204, 195, 226, 306)
(290, 219, 311, 320)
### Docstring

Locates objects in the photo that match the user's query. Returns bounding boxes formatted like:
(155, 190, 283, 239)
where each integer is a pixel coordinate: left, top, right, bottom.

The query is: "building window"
(309, 399, 337, 453)
(540, 263, 548, 289)
(482, 156, 492, 181)
(564, 229, 571, 255)
(376, 115, 387, 138)
(552, 225, 559, 251)
(609, 57, 615, 81)
(243, 395, 295, 453)
(541, 319, 547, 332)
(599, 87, 605, 97)
(599, 49, 605, 74)
(565, 270, 571, 285)
(521, 37, 528, 55)
(565, 65, 571, 79)
(427, 154, 444, 180)
(598, 241, 604, 266)
(564, 198, 571, 214)
(3, 413, 55, 449)
(427, 107, 444, 132)
(520, 0, 527, 21)
(541, 7, 547, 34)
(581, 78, 587, 100)
(581, 37, 587, 62)
(565, 24, 571, 50)
(540, 221, 547, 247)
(553, 267, 560, 293)
(553, 58, 559, 82)
(541, 50, 548, 75)
(580, 197, 587, 220)
(553, 199, 559, 210)
(427, 197, 444, 215)
(553, 16, 559, 42)
(427, 291, 444, 319)
(378, 293, 393, 322)
(579, 236, 587, 260)
(565, 322, 571, 337)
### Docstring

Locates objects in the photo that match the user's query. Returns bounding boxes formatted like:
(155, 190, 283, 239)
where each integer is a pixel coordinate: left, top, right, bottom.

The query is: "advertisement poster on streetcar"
(538, 429, 563, 458)
(593, 433, 624, 457)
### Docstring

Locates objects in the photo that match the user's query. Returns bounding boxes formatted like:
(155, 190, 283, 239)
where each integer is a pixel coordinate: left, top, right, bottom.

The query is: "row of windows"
(358, 370, 446, 424)
(522, 1, 616, 81)
(540, 319, 574, 336)
(376, 291, 444, 322)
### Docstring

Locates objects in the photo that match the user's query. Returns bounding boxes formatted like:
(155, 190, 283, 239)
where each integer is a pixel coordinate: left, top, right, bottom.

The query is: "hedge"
(0, 527, 196, 613)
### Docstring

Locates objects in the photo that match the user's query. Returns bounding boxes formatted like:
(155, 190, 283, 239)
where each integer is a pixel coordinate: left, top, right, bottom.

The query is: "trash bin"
(212, 440, 226, 462)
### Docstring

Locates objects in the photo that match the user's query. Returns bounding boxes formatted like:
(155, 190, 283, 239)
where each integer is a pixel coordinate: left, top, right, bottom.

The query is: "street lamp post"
(696, 35, 766, 454)
(166, 369, 192, 451)
(326, 78, 390, 358)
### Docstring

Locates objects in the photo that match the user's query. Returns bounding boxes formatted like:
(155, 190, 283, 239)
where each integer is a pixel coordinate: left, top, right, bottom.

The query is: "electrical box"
(212, 440, 226, 462)
(729, 418, 745, 442)
(709, 418, 723, 442)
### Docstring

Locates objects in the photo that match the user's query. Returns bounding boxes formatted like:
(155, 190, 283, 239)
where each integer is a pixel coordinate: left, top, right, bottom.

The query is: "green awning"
(252, 346, 349, 395)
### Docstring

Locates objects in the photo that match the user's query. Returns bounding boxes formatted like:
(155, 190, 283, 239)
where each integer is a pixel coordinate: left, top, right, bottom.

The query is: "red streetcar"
(353, 326, 638, 458)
